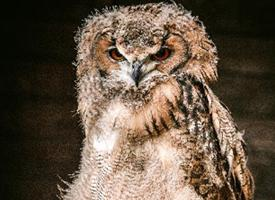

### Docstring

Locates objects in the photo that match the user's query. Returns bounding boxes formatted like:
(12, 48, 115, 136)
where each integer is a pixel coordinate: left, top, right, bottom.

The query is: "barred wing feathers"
(204, 84, 254, 200)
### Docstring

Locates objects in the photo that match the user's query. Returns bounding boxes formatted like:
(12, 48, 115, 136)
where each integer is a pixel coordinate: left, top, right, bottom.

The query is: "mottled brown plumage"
(60, 3, 254, 200)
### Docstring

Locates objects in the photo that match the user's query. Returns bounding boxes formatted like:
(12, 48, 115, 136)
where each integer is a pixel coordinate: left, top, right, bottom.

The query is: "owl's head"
(75, 3, 217, 98)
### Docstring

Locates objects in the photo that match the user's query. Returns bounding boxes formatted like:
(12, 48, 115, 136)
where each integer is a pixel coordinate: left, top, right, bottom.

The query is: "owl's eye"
(151, 47, 171, 61)
(108, 48, 125, 61)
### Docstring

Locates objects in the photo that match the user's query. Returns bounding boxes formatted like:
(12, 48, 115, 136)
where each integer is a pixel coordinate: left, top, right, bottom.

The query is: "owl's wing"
(203, 84, 254, 200)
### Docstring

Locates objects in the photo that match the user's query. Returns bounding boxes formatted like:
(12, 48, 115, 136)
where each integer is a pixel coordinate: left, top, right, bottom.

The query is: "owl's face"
(93, 25, 188, 88)
(76, 3, 218, 102)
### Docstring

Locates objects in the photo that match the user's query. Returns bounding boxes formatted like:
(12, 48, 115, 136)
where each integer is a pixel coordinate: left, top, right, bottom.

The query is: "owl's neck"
(77, 71, 181, 137)
(77, 70, 209, 138)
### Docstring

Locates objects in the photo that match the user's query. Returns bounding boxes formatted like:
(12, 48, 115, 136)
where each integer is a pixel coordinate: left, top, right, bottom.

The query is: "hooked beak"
(131, 61, 143, 86)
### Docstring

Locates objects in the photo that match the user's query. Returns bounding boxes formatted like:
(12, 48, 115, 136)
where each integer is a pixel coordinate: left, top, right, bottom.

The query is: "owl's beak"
(131, 61, 143, 86)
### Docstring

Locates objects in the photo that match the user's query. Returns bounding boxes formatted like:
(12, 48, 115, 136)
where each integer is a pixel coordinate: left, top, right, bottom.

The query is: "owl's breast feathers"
(86, 75, 254, 200)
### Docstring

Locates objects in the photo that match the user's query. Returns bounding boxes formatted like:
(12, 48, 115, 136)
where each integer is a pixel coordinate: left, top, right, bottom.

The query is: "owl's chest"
(91, 104, 191, 198)
(91, 79, 209, 156)
(89, 90, 216, 199)
(92, 90, 181, 154)
(92, 96, 183, 160)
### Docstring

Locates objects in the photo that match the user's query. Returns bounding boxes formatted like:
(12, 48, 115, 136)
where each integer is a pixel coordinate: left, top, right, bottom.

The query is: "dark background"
(1, 0, 275, 199)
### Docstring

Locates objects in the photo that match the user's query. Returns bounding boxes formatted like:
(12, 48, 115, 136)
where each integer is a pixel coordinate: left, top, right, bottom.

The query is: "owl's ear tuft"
(75, 20, 103, 78)
(181, 18, 218, 83)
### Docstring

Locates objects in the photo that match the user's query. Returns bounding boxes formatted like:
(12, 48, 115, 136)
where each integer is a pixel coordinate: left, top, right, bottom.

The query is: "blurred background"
(1, 0, 275, 199)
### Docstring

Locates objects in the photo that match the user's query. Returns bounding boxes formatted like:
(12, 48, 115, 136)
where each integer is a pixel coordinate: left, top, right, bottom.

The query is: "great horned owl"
(61, 3, 254, 200)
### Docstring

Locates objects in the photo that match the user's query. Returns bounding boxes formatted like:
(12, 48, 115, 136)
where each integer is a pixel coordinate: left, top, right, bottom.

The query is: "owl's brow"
(163, 30, 170, 40)
(110, 37, 116, 44)
(99, 31, 116, 43)
(160, 31, 170, 46)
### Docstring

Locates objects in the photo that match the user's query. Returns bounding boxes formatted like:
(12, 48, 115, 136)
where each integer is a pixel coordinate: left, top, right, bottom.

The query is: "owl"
(60, 3, 254, 200)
